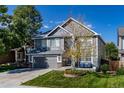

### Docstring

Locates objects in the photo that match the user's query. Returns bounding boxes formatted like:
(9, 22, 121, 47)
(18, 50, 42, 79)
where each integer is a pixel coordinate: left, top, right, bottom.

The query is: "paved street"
(0, 68, 51, 88)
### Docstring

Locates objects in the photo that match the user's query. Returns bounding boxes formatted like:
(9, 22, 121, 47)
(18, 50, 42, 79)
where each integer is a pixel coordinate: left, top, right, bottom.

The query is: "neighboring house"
(26, 17, 105, 70)
(118, 27, 124, 61)
(11, 47, 28, 67)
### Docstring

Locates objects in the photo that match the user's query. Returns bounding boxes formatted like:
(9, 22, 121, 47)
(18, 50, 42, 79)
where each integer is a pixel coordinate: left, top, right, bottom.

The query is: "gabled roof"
(46, 17, 99, 37)
(61, 17, 98, 35)
(33, 17, 105, 42)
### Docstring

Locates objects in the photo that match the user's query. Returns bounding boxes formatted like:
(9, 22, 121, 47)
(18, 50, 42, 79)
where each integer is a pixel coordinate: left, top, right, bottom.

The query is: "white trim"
(59, 26, 73, 36)
(17, 52, 23, 61)
(91, 38, 94, 64)
(46, 25, 73, 37)
(15, 51, 17, 62)
(32, 56, 34, 63)
(32, 56, 34, 68)
(46, 25, 60, 36)
(28, 55, 33, 63)
(95, 37, 99, 66)
(57, 56, 62, 63)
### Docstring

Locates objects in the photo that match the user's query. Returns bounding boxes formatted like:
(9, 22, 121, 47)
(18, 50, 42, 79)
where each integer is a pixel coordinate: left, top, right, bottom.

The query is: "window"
(81, 38, 92, 47)
(80, 49, 92, 62)
(80, 57, 91, 62)
(41, 40, 47, 47)
(57, 56, 62, 63)
(55, 39, 60, 47)
(50, 38, 60, 47)
(35, 39, 42, 48)
(29, 55, 33, 63)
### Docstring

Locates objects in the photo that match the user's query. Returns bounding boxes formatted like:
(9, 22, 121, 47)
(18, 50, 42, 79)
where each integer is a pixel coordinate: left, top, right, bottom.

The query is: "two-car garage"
(27, 50, 63, 69)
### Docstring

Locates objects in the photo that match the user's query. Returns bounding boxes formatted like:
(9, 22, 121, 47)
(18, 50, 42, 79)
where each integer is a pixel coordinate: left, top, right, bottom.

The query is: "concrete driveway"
(0, 68, 51, 88)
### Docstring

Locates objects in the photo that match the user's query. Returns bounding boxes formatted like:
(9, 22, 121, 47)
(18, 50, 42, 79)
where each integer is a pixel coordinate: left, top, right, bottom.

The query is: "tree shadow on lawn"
(7, 68, 48, 74)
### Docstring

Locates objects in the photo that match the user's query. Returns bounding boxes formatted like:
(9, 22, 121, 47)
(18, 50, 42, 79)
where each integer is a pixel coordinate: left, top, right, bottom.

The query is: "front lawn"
(22, 70, 124, 88)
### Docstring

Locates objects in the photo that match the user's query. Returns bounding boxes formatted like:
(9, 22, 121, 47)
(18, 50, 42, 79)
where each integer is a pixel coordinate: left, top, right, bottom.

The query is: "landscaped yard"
(22, 70, 124, 88)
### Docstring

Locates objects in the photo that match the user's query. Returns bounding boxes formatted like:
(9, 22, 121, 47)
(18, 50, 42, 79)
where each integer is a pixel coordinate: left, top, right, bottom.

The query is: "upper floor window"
(35, 39, 42, 48)
(41, 40, 47, 47)
(50, 38, 60, 47)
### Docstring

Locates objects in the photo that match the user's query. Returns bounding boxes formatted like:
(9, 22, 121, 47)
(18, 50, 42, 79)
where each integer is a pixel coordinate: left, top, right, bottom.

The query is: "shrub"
(101, 64, 109, 74)
(0, 64, 16, 72)
(116, 67, 124, 75)
(64, 69, 88, 76)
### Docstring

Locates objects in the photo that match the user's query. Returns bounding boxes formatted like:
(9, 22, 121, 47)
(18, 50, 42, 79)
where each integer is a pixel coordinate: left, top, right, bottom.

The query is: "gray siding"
(118, 36, 124, 61)
(119, 36, 124, 50)
(91, 36, 105, 69)
(62, 20, 94, 35)
(97, 36, 105, 68)
(92, 37, 98, 67)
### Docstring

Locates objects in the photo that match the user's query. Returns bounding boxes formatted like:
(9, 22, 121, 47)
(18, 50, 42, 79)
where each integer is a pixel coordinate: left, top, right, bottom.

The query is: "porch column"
(15, 50, 18, 62)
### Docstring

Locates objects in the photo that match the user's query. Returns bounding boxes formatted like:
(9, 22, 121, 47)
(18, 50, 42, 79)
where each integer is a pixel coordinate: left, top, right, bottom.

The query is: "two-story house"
(26, 17, 105, 70)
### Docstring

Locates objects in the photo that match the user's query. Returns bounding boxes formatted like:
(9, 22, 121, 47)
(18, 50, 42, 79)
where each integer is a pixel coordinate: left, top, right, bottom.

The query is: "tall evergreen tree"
(13, 5, 43, 45)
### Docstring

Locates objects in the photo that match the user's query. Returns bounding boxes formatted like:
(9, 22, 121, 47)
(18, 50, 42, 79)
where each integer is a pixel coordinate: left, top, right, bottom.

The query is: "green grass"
(22, 70, 124, 88)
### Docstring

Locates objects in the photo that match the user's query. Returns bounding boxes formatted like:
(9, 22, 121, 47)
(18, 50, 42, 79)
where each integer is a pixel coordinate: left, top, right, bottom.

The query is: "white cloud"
(55, 20, 64, 24)
(49, 21, 53, 23)
(84, 22, 94, 29)
(86, 24, 93, 29)
(43, 25, 49, 29)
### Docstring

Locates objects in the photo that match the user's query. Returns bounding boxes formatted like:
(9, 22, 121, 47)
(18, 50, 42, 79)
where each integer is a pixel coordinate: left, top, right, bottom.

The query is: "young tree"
(64, 20, 95, 69)
(105, 42, 118, 60)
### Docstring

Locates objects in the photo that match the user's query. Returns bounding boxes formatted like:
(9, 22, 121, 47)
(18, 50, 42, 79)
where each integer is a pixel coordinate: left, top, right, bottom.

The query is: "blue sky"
(7, 5, 124, 45)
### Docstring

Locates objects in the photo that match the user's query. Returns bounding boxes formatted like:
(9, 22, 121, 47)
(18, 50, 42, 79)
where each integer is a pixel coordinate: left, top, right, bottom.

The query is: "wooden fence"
(0, 51, 15, 65)
(109, 61, 119, 71)
(109, 61, 124, 70)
